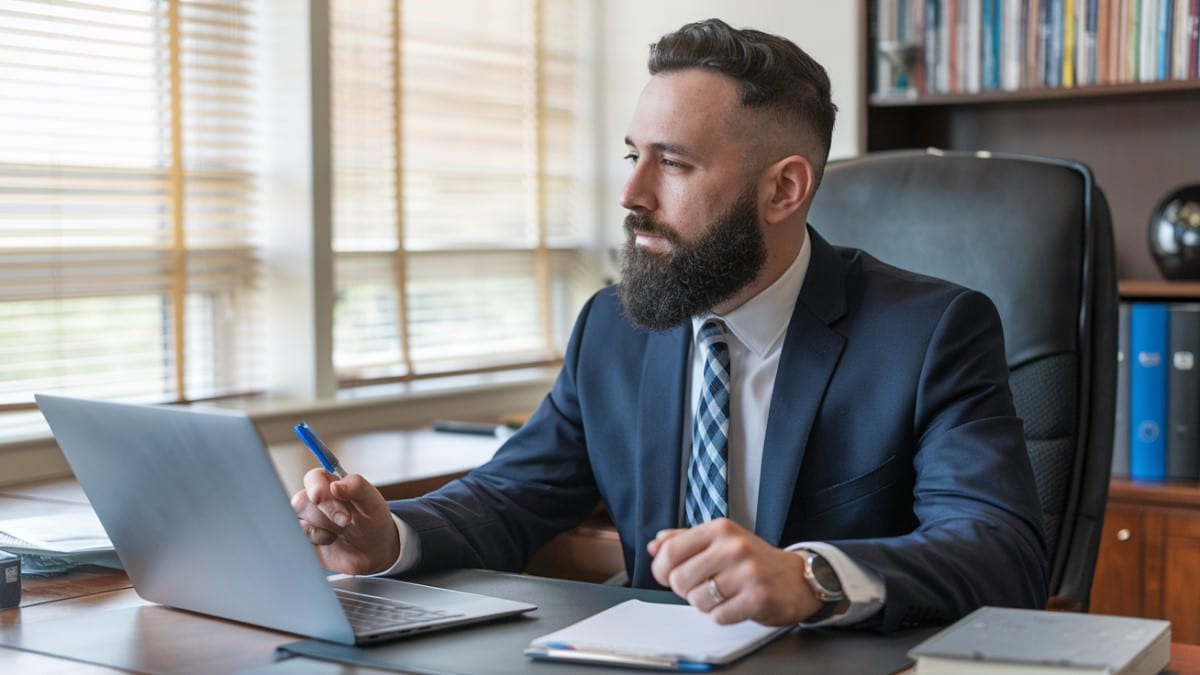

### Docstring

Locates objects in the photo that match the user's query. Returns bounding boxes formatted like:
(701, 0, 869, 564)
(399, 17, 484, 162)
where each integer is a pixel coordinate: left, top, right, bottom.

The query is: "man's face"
(616, 69, 768, 331)
(618, 187, 766, 331)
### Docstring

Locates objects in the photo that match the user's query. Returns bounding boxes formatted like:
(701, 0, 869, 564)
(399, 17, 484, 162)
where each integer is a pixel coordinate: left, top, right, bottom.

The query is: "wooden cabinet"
(1092, 480, 1200, 644)
(1089, 283, 1200, 642)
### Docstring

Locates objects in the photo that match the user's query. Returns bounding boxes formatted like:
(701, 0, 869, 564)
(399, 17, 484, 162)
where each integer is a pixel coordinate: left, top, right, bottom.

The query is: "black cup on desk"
(0, 550, 19, 609)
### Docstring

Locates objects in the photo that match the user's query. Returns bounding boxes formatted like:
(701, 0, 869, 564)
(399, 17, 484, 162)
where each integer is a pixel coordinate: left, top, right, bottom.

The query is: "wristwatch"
(799, 549, 845, 622)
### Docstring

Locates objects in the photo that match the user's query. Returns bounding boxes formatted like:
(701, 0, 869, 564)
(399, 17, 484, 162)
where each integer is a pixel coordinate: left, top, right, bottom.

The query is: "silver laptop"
(35, 394, 536, 645)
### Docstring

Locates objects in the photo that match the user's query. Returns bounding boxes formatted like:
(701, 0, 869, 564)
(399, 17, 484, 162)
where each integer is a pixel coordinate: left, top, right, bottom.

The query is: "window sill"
(0, 366, 559, 488)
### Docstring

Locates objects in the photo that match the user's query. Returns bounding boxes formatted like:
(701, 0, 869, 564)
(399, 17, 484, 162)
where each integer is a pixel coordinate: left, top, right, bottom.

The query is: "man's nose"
(619, 162, 657, 212)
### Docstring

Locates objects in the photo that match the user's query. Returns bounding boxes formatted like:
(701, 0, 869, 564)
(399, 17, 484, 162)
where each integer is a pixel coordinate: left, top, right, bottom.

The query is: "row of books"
(874, 0, 1200, 97)
(1114, 302, 1200, 481)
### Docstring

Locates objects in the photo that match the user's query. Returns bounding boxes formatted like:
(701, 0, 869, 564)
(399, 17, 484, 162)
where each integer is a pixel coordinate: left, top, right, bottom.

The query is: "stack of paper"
(525, 599, 791, 670)
(0, 511, 122, 575)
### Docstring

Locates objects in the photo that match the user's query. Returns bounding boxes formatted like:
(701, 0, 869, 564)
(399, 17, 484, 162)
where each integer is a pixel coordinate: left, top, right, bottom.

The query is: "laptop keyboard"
(336, 590, 464, 633)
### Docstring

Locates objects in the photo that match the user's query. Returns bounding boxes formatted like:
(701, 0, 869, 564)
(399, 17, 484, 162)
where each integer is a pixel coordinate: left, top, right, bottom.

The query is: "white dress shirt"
(683, 234, 884, 626)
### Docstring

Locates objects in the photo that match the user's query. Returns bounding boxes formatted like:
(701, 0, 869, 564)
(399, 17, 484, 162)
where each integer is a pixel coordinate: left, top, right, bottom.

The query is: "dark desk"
(280, 569, 936, 674)
(5, 433, 1200, 673)
(2, 568, 930, 674)
(7, 567, 1200, 674)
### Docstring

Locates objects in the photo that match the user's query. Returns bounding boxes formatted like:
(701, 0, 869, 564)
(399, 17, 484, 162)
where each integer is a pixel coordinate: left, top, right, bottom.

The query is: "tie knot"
(697, 319, 726, 347)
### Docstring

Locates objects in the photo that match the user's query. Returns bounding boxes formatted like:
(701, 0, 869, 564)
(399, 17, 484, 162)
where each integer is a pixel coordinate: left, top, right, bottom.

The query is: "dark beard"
(617, 188, 767, 332)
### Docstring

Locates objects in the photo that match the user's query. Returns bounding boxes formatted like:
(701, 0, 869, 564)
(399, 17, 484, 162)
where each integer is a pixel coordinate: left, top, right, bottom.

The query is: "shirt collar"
(692, 230, 812, 358)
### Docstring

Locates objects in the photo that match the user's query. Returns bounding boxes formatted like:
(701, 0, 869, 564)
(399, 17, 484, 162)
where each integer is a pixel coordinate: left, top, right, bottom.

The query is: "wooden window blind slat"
(332, 0, 585, 383)
(0, 0, 262, 423)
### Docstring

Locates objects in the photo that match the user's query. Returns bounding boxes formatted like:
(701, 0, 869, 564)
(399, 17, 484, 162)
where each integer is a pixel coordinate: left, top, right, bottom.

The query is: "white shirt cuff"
(369, 513, 421, 577)
(786, 541, 885, 627)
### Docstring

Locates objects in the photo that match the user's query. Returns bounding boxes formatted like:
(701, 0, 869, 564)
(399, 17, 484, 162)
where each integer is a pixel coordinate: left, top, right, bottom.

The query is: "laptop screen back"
(36, 394, 356, 643)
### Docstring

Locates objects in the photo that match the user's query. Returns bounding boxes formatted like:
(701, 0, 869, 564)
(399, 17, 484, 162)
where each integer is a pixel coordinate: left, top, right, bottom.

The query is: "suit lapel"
(755, 229, 849, 545)
(633, 325, 689, 585)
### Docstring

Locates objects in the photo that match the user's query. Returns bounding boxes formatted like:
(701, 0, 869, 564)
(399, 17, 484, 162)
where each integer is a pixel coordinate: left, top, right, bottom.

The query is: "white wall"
(594, 1, 864, 262)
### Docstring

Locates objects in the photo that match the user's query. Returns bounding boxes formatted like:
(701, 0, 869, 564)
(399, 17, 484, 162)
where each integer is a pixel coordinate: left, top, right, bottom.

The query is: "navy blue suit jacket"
(390, 228, 1048, 632)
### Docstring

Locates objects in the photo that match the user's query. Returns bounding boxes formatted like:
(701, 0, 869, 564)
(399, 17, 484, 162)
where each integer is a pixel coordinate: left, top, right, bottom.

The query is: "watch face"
(810, 555, 842, 594)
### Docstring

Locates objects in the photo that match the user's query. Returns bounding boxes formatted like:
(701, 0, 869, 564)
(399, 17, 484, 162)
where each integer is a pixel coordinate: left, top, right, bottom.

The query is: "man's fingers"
(301, 468, 354, 526)
(293, 495, 342, 534)
(651, 519, 813, 625)
(302, 521, 340, 546)
(684, 572, 749, 623)
(302, 467, 335, 500)
(329, 473, 386, 515)
(650, 520, 737, 590)
(291, 493, 342, 546)
(646, 528, 684, 557)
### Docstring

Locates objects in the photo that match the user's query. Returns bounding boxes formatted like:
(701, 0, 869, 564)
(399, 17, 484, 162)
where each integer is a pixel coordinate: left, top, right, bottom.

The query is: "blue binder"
(1130, 303, 1169, 481)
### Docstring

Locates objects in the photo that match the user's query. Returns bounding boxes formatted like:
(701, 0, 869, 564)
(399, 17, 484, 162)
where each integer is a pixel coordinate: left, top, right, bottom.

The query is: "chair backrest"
(809, 149, 1118, 610)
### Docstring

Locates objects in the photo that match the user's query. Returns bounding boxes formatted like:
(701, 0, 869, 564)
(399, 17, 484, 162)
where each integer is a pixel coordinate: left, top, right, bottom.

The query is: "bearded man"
(293, 18, 1048, 632)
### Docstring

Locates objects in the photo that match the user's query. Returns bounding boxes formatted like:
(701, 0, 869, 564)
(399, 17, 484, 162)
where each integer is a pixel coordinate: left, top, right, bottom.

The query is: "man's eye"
(623, 153, 638, 165)
(661, 157, 682, 168)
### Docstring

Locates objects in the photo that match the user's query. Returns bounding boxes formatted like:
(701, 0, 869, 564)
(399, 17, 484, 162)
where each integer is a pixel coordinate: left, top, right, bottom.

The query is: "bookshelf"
(1091, 284, 1200, 642)
(1100, 282, 1200, 643)
(864, 0, 1200, 281)
(864, 0, 1200, 638)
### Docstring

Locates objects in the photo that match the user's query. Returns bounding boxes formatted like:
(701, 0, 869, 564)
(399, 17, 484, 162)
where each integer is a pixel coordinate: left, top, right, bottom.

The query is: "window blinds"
(0, 0, 261, 420)
(330, 0, 586, 385)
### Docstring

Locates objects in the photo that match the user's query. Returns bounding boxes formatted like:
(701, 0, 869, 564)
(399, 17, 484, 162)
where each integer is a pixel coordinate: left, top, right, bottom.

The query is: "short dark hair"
(648, 18, 837, 175)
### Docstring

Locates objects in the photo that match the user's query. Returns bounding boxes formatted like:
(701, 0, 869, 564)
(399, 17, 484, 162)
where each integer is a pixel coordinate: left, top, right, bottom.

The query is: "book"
(1157, 0, 1172, 80)
(950, 0, 962, 91)
(1098, 0, 1111, 82)
(875, 0, 895, 95)
(1027, 0, 1044, 86)
(1167, 304, 1200, 480)
(1113, 302, 1131, 478)
(1130, 302, 1168, 481)
(524, 599, 790, 671)
(1176, 0, 1190, 79)
(1141, 0, 1158, 81)
(982, 0, 999, 89)
(1070, 0, 1080, 85)
(908, 606, 1171, 674)
(1048, 0, 1065, 86)
(1190, 0, 1199, 78)
(1001, 0, 1024, 90)
(926, 0, 942, 92)
(967, 0, 983, 92)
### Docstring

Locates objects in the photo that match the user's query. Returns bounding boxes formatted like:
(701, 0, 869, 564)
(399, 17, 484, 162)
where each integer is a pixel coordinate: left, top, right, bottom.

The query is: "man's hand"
(291, 468, 400, 576)
(648, 518, 819, 626)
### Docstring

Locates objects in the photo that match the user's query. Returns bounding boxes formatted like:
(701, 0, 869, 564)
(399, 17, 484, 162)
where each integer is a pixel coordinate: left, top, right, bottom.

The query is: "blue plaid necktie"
(686, 319, 730, 527)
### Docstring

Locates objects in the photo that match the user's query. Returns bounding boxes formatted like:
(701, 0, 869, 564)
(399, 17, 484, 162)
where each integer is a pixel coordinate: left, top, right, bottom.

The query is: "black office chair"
(809, 149, 1118, 611)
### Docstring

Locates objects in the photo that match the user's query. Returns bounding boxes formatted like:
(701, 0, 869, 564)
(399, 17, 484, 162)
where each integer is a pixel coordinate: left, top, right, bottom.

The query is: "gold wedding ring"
(706, 577, 726, 605)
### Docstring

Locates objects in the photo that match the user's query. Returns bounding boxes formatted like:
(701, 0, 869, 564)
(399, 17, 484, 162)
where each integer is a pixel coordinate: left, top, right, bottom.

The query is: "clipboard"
(523, 599, 791, 671)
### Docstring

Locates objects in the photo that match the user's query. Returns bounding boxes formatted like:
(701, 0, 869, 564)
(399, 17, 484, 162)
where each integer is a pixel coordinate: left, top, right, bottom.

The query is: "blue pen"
(525, 643, 711, 671)
(294, 421, 347, 478)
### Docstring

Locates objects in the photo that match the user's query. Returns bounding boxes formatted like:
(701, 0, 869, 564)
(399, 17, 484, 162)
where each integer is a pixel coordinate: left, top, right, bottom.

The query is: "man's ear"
(760, 155, 816, 225)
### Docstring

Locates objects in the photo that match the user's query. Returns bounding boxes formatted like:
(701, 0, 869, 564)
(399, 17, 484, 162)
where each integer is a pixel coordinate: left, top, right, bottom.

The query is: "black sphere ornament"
(1149, 184, 1200, 280)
